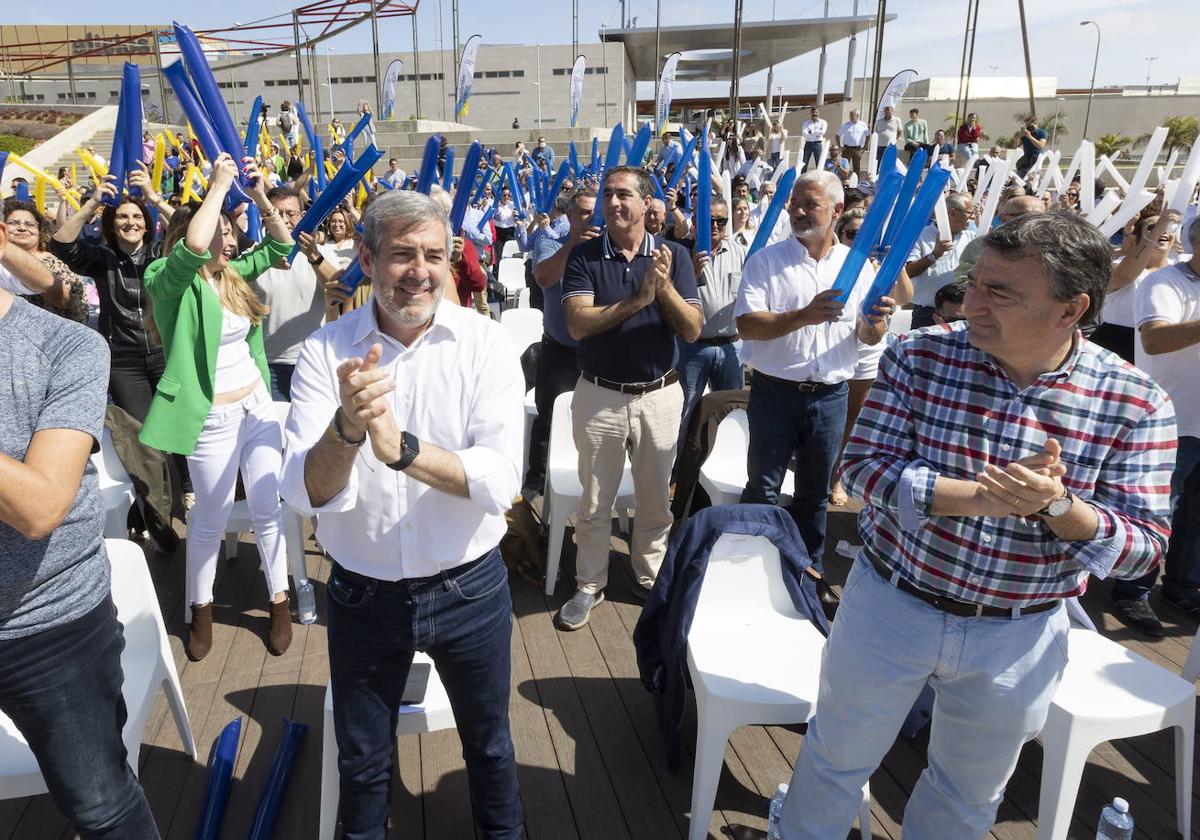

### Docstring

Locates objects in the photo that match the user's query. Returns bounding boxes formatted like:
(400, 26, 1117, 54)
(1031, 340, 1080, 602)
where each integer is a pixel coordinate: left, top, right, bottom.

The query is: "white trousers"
(185, 388, 289, 611)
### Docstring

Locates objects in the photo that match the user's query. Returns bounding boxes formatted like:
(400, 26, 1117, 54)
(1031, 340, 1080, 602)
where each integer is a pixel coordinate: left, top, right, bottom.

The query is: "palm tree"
(1162, 115, 1199, 155)
(1094, 133, 1134, 159)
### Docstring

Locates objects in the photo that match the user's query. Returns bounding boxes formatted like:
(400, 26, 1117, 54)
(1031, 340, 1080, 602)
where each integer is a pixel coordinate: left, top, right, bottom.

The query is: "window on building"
(552, 68, 566, 76)
(35, 94, 45, 101)
(365, 75, 375, 82)
(87, 91, 96, 99)
(265, 80, 275, 87)
(352, 76, 363, 83)
(513, 70, 524, 77)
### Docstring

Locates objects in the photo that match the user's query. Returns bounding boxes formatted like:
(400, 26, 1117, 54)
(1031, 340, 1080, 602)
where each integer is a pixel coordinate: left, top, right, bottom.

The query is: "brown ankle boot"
(187, 603, 213, 661)
(267, 596, 293, 656)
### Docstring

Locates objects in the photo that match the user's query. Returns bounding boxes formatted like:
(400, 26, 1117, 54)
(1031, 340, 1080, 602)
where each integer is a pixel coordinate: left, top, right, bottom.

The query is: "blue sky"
(6, 0, 1189, 98)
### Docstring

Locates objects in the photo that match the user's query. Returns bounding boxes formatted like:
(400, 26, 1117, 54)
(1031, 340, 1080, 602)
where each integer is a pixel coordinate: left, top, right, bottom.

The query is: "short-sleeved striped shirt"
(842, 323, 1177, 607)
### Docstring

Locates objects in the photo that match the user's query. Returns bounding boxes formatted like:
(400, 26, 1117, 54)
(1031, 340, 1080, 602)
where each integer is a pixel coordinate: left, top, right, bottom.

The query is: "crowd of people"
(2, 95, 1198, 840)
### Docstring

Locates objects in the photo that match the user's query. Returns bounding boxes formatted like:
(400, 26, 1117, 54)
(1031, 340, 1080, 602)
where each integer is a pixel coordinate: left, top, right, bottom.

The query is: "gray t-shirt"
(253, 254, 327, 364)
(0, 296, 111, 639)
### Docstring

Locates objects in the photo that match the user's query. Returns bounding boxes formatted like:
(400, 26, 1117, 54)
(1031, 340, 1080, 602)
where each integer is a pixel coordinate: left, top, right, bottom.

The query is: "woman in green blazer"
(141, 153, 296, 661)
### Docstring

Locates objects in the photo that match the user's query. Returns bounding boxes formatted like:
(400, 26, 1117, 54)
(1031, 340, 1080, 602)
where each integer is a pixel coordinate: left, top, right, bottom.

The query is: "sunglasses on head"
(711, 217, 729, 228)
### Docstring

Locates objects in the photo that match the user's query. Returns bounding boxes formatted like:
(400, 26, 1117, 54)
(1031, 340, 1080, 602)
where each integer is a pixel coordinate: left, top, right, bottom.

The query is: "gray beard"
(378, 283, 444, 328)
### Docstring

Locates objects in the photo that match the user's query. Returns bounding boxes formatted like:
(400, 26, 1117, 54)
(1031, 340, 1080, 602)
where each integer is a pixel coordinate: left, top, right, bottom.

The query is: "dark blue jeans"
(327, 548, 523, 839)
(1112, 435, 1200, 601)
(740, 373, 848, 567)
(802, 140, 823, 172)
(675, 338, 744, 466)
(268, 362, 295, 402)
(0, 596, 158, 839)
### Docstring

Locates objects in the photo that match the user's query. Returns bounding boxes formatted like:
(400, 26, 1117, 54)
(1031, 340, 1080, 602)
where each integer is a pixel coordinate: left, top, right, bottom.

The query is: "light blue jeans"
(780, 555, 1070, 839)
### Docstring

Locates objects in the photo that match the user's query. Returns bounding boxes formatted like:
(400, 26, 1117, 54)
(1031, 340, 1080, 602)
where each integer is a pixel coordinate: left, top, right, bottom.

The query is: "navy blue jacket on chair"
(633, 504, 830, 770)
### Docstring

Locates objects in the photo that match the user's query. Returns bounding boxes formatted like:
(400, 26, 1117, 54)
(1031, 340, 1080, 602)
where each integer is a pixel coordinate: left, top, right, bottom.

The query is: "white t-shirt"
(734, 238, 876, 384)
(1134, 261, 1200, 438)
(1102, 258, 1149, 329)
(907, 225, 977, 307)
(208, 296, 263, 394)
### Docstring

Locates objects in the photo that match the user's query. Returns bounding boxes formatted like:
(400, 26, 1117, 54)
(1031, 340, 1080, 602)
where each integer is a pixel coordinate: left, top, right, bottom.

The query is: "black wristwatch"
(386, 431, 420, 471)
(308, 253, 325, 267)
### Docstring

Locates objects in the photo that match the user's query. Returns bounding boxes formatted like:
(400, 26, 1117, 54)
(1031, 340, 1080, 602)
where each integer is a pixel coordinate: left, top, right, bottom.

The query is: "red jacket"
(453, 239, 488, 306)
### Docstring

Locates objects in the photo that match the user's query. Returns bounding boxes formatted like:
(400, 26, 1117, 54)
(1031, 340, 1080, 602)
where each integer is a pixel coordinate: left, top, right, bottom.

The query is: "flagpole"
(411, 9, 422, 119)
(654, 0, 662, 127)
(601, 26, 610, 128)
(370, 0, 383, 115)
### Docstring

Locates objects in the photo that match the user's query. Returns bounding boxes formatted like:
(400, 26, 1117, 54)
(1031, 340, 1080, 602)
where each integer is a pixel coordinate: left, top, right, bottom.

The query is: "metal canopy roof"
(601, 14, 894, 82)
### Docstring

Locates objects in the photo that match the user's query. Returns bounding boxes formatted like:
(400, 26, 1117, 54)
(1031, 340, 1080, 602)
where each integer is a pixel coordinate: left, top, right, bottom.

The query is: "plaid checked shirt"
(842, 323, 1177, 607)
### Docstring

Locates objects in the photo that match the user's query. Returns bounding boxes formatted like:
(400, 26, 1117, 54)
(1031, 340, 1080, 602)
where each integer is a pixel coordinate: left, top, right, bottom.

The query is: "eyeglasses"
(711, 217, 729, 228)
(4, 219, 39, 230)
(842, 229, 860, 241)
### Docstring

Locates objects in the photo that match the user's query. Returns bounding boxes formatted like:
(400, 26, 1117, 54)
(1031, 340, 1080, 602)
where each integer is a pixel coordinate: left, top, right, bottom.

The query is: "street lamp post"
(325, 47, 335, 118)
(225, 35, 240, 125)
(600, 25, 609, 127)
(1080, 20, 1100, 139)
(1145, 56, 1158, 94)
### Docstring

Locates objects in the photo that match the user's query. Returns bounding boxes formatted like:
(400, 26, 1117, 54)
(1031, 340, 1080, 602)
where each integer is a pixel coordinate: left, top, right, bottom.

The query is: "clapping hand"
(976, 439, 1068, 518)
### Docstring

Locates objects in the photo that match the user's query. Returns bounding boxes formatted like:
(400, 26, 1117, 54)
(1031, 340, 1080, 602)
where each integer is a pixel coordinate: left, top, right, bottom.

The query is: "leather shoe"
(267, 596, 293, 656)
(187, 603, 213, 661)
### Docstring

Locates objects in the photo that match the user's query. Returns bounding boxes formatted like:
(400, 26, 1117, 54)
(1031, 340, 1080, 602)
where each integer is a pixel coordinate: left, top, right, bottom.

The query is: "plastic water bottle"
(767, 782, 789, 839)
(1096, 797, 1134, 840)
(296, 581, 317, 625)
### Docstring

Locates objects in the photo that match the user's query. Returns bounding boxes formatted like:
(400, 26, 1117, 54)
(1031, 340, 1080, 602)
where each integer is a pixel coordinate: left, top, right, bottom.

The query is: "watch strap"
(1039, 488, 1073, 517)
(387, 431, 420, 471)
(329, 407, 365, 447)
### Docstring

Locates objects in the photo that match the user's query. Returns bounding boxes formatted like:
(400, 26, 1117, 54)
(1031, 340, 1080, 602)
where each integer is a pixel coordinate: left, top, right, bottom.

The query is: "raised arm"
(0, 244, 54, 293)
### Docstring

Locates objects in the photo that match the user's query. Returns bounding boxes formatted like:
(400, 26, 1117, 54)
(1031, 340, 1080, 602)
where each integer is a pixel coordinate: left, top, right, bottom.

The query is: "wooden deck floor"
(4, 503, 1198, 840)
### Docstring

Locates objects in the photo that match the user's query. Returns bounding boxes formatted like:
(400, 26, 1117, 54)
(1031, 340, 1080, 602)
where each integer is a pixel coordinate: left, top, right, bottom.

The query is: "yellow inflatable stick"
(8, 153, 81, 210)
(34, 175, 47, 214)
(151, 135, 166, 195)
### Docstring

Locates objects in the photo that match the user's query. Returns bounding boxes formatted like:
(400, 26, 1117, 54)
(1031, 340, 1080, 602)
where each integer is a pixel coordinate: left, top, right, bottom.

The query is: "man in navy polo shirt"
(521, 186, 598, 502)
(558, 165, 702, 630)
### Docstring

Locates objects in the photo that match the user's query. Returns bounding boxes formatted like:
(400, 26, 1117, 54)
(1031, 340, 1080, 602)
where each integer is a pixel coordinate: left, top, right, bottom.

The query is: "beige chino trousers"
(570, 376, 683, 594)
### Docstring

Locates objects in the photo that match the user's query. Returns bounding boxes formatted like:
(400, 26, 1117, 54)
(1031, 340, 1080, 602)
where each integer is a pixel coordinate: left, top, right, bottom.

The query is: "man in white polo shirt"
(1112, 215, 1200, 634)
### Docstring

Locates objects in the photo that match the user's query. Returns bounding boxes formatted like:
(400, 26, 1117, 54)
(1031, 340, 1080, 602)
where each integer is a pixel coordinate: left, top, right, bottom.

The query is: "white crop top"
(212, 300, 263, 394)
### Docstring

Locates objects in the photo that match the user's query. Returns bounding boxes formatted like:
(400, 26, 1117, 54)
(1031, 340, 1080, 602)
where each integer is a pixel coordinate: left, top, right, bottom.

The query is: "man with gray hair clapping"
(280, 190, 526, 838)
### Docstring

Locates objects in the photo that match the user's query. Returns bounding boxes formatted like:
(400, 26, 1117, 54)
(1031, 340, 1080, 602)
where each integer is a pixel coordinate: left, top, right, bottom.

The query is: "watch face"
(1046, 496, 1072, 517)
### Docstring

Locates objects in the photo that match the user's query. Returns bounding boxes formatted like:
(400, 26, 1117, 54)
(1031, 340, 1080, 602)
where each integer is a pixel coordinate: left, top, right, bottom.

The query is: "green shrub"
(0, 133, 36, 155)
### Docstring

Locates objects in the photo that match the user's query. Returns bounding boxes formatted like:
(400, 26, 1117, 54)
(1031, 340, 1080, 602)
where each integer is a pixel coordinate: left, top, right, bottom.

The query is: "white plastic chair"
(1035, 626, 1198, 840)
(94, 426, 136, 538)
(318, 652, 455, 840)
(889, 306, 914, 336)
(543, 390, 635, 595)
(697, 410, 793, 508)
(0, 539, 196, 799)
(496, 257, 526, 306)
(685, 533, 871, 839)
(185, 402, 311, 620)
(523, 388, 538, 478)
(500, 307, 544, 358)
(517, 287, 532, 308)
(501, 238, 521, 259)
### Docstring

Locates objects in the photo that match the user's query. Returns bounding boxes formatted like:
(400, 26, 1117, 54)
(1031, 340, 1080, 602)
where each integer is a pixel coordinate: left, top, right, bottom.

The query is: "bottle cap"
(1112, 797, 1129, 813)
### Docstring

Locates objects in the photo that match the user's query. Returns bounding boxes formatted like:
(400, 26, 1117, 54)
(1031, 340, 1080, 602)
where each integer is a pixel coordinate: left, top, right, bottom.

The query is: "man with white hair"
(735, 170, 894, 567)
(905, 191, 976, 328)
(280, 190, 526, 837)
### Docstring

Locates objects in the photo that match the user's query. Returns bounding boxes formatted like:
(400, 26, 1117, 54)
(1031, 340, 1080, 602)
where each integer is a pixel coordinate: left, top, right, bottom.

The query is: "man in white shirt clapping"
(281, 191, 526, 838)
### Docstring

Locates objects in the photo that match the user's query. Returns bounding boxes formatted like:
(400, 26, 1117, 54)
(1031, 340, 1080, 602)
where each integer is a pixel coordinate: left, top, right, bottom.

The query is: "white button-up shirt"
(734, 238, 874, 383)
(837, 119, 870, 147)
(280, 299, 524, 581)
(800, 118, 827, 143)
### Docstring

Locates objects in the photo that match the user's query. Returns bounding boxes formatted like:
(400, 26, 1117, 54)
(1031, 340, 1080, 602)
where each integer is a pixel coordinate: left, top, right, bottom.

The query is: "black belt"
(696, 335, 738, 347)
(866, 551, 1060, 619)
(753, 370, 842, 393)
(582, 369, 679, 395)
